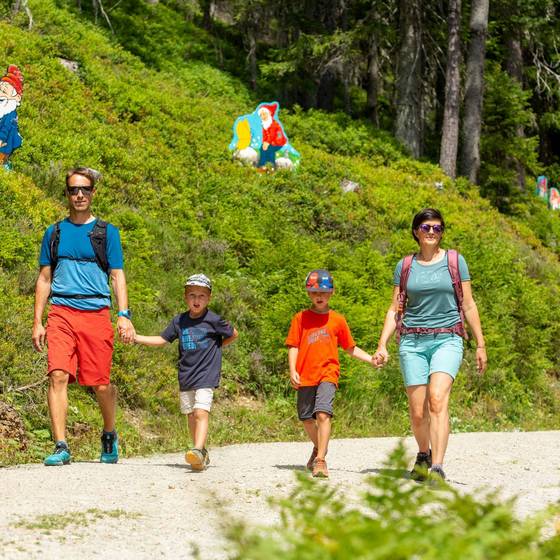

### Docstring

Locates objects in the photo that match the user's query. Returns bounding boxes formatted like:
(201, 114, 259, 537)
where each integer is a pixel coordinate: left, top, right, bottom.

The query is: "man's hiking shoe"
(44, 442, 71, 466)
(202, 448, 210, 468)
(306, 446, 318, 471)
(429, 465, 446, 483)
(410, 450, 432, 482)
(312, 458, 329, 478)
(185, 448, 206, 471)
(100, 431, 119, 464)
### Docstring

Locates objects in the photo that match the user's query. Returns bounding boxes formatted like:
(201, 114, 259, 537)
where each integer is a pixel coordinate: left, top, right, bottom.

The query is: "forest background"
(1, 0, 560, 465)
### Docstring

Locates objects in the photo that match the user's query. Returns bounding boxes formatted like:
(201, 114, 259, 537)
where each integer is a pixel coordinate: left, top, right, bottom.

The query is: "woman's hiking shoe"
(185, 448, 206, 471)
(44, 441, 71, 466)
(410, 450, 432, 482)
(312, 458, 329, 478)
(306, 446, 318, 470)
(100, 431, 119, 464)
(429, 465, 446, 484)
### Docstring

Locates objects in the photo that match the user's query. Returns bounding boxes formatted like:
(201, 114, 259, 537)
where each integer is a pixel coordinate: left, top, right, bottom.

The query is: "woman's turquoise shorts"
(399, 333, 463, 387)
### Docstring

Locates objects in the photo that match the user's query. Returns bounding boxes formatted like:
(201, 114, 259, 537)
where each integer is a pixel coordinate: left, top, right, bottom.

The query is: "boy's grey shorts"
(297, 381, 336, 420)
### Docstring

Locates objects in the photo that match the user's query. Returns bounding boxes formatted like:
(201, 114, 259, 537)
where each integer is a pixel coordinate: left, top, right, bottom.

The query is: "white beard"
(0, 98, 18, 119)
(261, 117, 273, 130)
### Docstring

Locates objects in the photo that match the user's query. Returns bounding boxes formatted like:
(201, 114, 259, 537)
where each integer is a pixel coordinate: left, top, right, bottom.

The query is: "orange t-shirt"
(285, 309, 356, 387)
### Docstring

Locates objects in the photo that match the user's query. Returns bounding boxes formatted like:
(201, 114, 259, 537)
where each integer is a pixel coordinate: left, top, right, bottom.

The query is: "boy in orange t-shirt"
(286, 269, 375, 478)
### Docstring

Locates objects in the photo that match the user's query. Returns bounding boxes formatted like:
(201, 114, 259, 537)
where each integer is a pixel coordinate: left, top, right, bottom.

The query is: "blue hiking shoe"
(100, 431, 119, 464)
(44, 441, 71, 466)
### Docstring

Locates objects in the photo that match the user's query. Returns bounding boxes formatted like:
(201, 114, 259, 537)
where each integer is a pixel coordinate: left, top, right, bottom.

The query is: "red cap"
(260, 102, 279, 118)
(1, 65, 23, 96)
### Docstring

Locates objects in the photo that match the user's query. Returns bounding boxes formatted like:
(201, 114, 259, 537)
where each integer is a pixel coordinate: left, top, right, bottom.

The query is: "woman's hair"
(411, 208, 445, 243)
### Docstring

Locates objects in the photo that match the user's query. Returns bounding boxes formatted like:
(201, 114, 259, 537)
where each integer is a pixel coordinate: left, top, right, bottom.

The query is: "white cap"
(185, 273, 212, 291)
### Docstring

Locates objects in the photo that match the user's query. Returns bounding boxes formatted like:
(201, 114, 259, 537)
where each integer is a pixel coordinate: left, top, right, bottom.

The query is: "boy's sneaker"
(202, 448, 210, 468)
(410, 450, 432, 482)
(185, 448, 206, 471)
(312, 458, 329, 478)
(429, 465, 446, 483)
(44, 441, 71, 466)
(306, 447, 318, 471)
(100, 431, 119, 464)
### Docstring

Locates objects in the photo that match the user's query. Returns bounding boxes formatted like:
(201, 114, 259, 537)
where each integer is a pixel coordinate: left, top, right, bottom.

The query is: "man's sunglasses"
(418, 224, 444, 234)
(66, 186, 94, 196)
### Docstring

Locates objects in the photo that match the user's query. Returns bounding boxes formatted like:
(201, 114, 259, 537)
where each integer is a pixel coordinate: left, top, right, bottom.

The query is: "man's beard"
(0, 98, 18, 119)
(261, 117, 273, 130)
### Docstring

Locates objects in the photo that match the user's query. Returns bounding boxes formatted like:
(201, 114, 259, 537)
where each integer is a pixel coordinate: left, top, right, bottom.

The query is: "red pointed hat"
(260, 102, 279, 118)
(1, 65, 23, 96)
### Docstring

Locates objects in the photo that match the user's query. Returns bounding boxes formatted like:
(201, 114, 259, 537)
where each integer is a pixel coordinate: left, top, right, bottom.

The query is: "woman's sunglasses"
(418, 224, 444, 234)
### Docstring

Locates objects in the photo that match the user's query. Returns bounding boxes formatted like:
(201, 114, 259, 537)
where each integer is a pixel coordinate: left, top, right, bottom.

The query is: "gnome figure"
(257, 102, 287, 170)
(0, 65, 23, 170)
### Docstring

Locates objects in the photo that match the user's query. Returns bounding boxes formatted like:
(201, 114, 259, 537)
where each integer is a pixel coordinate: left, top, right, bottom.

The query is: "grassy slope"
(1, 0, 559, 464)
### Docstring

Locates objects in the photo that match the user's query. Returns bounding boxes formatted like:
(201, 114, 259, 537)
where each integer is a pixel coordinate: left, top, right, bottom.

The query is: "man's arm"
(110, 268, 135, 344)
(32, 265, 52, 352)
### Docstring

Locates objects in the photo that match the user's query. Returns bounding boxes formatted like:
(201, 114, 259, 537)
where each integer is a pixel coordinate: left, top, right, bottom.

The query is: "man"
(0, 65, 23, 170)
(257, 102, 287, 170)
(32, 167, 135, 466)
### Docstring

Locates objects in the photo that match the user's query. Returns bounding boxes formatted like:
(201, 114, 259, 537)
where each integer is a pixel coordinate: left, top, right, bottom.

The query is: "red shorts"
(46, 305, 114, 386)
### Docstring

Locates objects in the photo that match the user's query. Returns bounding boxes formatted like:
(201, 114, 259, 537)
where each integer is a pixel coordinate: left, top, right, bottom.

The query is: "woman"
(374, 208, 487, 481)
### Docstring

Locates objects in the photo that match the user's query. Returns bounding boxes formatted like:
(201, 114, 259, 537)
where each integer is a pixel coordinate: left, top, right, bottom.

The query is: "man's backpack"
(49, 219, 109, 277)
(395, 249, 468, 342)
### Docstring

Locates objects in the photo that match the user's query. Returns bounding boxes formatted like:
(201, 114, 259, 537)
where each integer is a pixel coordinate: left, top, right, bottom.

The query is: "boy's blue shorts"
(399, 333, 463, 387)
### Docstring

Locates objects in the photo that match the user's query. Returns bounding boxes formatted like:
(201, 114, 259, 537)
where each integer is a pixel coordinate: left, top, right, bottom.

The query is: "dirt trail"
(1, 431, 559, 559)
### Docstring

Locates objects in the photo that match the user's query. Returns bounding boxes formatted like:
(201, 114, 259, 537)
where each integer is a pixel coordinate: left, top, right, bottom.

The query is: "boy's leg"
(191, 408, 210, 450)
(302, 419, 318, 447)
(315, 412, 331, 460)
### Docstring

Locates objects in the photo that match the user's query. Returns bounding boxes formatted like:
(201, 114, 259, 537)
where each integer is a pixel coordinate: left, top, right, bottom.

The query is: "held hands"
(290, 370, 300, 390)
(372, 346, 389, 368)
(32, 322, 46, 352)
(117, 316, 136, 344)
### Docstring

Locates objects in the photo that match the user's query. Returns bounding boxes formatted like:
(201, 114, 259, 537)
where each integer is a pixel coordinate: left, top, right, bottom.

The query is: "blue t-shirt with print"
(393, 252, 470, 329)
(39, 218, 123, 311)
(161, 309, 234, 391)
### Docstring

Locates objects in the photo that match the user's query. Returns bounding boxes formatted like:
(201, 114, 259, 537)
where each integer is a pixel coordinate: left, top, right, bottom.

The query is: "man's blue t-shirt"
(161, 309, 235, 391)
(393, 252, 470, 329)
(39, 218, 123, 311)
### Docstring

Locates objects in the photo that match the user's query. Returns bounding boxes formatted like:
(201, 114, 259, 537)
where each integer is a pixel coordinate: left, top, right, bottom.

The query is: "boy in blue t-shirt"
(135, 274, 238, 470)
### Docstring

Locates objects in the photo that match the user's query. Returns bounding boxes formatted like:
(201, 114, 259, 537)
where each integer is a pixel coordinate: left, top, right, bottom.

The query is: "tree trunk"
(317, 69, 336, 111)
(439, 0, 462, 179)
(201, 0, 213, 31)
(366, 36, 380, 127)
(506, 31, 526, 190)
(247, 26, 257, 90)
(460, 0, 489, 184)
(395, 0, 423, 158)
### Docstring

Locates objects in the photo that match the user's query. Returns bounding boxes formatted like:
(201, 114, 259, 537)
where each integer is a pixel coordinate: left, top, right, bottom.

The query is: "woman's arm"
(135, 334, 169, 347)
(373, 286, 401, 367)
(461, 281, 487, 374)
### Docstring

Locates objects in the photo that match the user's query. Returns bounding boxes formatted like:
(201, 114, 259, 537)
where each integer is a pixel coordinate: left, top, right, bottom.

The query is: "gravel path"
(1, 431, 559, 559)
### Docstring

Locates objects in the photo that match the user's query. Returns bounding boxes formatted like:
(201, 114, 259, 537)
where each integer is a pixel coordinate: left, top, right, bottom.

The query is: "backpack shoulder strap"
(49, 221, 62, 273)
(447, 249, 463, 308)
(88, 219, 109, 275)
(395, 254, 414, 342)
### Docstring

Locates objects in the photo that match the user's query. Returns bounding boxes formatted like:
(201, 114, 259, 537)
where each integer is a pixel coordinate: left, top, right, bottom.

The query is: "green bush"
(226, 443, 560, 560)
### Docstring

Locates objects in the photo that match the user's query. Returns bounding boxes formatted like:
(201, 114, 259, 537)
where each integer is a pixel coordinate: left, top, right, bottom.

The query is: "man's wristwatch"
(118, 309, 132, 319)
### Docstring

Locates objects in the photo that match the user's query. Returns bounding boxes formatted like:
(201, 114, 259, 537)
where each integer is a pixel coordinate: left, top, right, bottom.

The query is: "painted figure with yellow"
(229, 101, 300, 171)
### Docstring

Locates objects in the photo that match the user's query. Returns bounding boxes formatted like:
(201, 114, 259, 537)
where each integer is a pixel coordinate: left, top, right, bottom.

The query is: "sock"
(431, 463, 443, 470)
